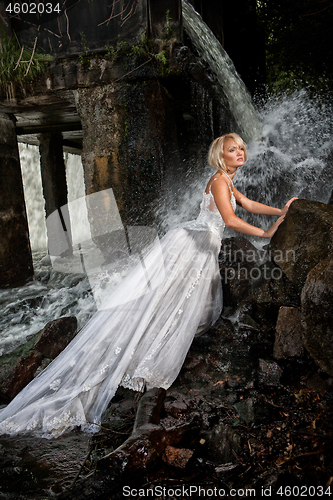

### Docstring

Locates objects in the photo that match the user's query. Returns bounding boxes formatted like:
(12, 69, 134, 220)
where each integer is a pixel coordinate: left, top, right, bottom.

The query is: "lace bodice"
(184, 188, 236, 239)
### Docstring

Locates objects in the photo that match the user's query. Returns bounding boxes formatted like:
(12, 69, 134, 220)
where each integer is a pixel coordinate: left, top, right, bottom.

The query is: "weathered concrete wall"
(75, 78, 179, 263)
(0, 113, 33, 287)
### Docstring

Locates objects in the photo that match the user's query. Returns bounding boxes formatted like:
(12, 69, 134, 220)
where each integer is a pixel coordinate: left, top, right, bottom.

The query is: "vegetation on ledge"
(0, 31, 52, 100)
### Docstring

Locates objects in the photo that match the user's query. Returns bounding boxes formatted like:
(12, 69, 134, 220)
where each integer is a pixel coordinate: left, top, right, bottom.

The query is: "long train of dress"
(0, 188, 235, 438)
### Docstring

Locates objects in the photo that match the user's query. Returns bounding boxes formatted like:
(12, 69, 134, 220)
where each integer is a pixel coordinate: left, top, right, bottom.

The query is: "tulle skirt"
(0, 224, 222, 438)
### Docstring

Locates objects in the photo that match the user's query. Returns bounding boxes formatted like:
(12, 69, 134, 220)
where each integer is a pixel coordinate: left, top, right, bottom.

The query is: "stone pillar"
(75, 80, 179, 261)
(75, 80, 178, 224)
(39, 133, 73, 257)
(0, 113, 33, 287)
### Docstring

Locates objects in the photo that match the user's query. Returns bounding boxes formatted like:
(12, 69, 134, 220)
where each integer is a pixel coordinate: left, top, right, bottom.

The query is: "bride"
(0, 133, 296, 438)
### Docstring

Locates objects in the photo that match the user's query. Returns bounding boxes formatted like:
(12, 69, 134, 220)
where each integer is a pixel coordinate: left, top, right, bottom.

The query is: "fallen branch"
(97, 387, 198, 477)
(58, 388, 200, 499)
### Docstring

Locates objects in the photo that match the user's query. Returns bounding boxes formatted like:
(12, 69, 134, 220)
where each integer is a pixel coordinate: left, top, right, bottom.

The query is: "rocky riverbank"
(0, 198, 333, 499)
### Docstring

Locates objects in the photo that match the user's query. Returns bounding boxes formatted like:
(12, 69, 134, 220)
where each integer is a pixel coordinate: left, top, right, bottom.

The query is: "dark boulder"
(273, 306, 304, 359)
(269, 199, 333, 293)
(0, 316, 77, 403)
(34, 316, 77, 359)
(301, 255, 333, 376)
(220, 236, 299, 328)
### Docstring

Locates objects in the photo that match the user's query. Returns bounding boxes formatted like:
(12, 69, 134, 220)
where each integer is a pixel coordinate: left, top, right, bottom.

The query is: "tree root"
(58, 387, 200, 499)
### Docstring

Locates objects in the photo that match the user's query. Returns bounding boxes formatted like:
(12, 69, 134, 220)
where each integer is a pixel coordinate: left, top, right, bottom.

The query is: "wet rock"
(219, 236, 263, 308)
(0, 316, 78, 402)
(233, 396, 279, 425)
(301, 255, 333, 376)
(219, 236, 299, 328)
(304, 372, 330, 392)
(0, 432, 89, 498)
(273, 306, 304, 359)
(270, 199, 333, 293)
(34, 316, 78, 359)
(258, 359, 283, 387)
(162, 446, 194, 468)
(164, 397, 189, 418)
(0, 332, 41, 403)
(214, 462, 240, 479)
(0, 351, 44, 402)
(82, 388, 200, 494)
(199, 422, 241, 463)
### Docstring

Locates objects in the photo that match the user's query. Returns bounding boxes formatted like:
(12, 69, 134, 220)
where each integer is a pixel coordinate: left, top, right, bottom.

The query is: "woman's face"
(223, 139, 246, 170)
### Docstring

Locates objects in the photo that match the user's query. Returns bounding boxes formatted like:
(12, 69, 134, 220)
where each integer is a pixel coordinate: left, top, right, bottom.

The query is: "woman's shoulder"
(205, 173, 229, 194)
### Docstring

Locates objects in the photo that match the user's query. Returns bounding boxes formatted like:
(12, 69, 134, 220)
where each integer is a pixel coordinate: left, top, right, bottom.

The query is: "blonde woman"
(0, 133, 296, 438)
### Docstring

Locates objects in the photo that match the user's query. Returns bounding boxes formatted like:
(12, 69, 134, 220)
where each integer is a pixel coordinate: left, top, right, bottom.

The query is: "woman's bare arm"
(211, 178, 288, 239)
(233, 187, 297, 216)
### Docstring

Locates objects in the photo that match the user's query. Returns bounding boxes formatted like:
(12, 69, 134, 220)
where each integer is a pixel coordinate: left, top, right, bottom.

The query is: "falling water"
(19, 143, 47, 253)
(181, 0, 262, 143)
(157, 89, 333, 237)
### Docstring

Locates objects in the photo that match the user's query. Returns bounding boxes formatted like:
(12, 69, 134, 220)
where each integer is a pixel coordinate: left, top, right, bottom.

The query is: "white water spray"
(235, 90, 333, 228)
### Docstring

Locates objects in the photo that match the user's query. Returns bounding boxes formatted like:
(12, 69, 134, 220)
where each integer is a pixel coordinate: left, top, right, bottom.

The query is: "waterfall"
(19, 143, 47, 253)
(181, 0, 262, 143)
(20, 145, 91, 253)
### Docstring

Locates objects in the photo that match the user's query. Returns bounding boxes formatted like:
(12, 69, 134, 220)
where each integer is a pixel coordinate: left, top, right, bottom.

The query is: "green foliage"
(79, 32, 89, 55)
(155, 50, 167, 66)
(0, 30, 51, 98)
(164, 9, 173, 38)
(78, 24, 176, 78)
(79, 32, 90, 68)
(130, 35, 153, 59)
(256, 0, 333, 94)
(104, 44, 117, 61)
(103, 38, 128, 63)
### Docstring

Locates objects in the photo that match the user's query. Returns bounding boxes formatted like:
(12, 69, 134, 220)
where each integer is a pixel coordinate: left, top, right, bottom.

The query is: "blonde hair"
(208, 133, 247, 172)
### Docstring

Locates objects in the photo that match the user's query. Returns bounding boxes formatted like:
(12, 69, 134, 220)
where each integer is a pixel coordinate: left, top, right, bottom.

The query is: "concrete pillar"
(75, 80, 179, 261)
(39, 133, 73, 257)
(75, 80, 179, 223)
(0, 113, 33, 287)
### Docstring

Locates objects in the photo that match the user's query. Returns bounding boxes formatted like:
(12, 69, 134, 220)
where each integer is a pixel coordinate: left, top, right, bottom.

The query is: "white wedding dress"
(0, 185, 235, 438)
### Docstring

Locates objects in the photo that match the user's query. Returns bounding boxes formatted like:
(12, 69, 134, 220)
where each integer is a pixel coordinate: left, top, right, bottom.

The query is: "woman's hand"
(263, 214, 286, 238)
(280, 197, 298, 215)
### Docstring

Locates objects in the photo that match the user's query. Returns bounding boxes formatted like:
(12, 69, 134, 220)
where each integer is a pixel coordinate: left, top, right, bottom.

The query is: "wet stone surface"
(0, 432, 89, 498)
(1, 313, 332, 499)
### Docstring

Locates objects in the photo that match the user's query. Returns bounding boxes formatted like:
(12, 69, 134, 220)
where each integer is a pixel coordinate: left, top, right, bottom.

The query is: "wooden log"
(59, 387, 200, 499)
(97, 387, 199, 477)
